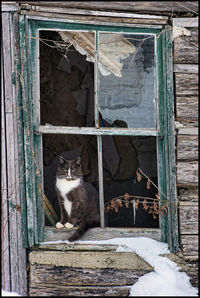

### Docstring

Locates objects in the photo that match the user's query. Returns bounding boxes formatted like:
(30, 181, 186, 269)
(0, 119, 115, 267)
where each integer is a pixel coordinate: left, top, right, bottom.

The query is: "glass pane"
(98, 33, 156, 129)
(40, 30, 95, 127)
(103, 135, 159, 228)
(43, 134, 99, 226)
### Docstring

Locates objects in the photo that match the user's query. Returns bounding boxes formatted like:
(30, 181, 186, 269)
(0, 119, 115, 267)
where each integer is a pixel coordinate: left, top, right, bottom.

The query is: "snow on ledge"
(41, 236, 198, 296)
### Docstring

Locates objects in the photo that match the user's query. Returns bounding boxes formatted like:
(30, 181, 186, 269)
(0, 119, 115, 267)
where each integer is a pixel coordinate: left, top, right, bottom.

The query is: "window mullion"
(97, 136, 105, 228)
(96, 30, 105, 228)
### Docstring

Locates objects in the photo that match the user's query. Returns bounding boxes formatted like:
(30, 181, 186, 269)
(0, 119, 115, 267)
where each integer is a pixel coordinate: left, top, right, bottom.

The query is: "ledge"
(43, 227, 161, 242)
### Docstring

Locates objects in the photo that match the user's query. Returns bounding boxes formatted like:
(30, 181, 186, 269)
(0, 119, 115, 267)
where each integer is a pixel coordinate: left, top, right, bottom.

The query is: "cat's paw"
(65, 222, 74, 229)
(56, 222, 64, 228)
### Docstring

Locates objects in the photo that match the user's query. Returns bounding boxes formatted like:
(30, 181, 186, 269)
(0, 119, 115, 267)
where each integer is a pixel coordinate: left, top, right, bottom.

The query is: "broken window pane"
(103, 136, 159, 228)
(98, 33, 156, 129)
(40, 31, 95, 127)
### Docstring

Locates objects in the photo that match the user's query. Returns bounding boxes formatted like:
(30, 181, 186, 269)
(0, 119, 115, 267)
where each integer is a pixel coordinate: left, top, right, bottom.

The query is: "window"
(19, 18, 178, 252)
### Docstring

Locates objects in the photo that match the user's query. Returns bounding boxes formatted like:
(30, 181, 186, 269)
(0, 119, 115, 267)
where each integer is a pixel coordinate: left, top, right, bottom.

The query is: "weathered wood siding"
(18, 1, 199, 15)
(29, 248, 152, 296)
(1, 4, 27, 296)
(173, 16, 198, 287)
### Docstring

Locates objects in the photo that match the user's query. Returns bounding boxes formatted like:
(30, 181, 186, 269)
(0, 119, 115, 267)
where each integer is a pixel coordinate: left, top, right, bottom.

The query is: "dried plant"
(104, 168, 169, 220)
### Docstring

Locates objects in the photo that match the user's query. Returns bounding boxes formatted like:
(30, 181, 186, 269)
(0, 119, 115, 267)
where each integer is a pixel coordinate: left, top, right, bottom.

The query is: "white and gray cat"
(55, 156, 100, 242)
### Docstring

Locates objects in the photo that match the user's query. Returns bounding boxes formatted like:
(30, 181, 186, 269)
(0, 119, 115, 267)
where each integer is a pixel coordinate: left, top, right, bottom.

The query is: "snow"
(1, 290, 21, 297)
(2, 237, 197, 297)
(42, 236, 198, 296)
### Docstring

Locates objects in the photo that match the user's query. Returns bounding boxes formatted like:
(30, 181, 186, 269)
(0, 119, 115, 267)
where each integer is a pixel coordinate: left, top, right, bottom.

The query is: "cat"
(55, 156, 100, 242)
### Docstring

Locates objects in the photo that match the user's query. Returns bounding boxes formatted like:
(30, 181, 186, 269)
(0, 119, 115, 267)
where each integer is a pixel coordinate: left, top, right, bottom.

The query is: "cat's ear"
(75, 157, 81, 167)
(59, 156, 65, 165)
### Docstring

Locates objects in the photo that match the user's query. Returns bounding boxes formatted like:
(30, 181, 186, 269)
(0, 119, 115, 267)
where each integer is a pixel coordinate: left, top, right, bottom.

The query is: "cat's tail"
(68, 220, 99, 242)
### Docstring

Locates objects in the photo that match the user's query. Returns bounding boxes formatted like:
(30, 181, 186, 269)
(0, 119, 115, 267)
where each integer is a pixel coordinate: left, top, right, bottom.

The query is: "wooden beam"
(29, 250, 153, 270)
(18, 1, 199, 14)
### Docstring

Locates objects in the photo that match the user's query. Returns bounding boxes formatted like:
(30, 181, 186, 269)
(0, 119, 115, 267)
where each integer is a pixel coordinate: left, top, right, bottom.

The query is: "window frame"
(19, 16, 178, 252)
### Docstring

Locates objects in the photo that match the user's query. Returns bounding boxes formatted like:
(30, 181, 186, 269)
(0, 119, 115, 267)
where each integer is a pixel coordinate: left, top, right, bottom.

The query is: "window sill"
(42, 226, 161, 243)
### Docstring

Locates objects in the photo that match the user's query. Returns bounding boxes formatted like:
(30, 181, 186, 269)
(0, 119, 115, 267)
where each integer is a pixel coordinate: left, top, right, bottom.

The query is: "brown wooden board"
(175, 73, 198, 96)
(179, 202, 198, 235)
(30, 265, 149, 286)
(177, 161, 198, 186)
(176, 96, 198, 121)
(173, 27, 198, 64)
(177, 135, 198, 161)
(180, 235, 198, 260)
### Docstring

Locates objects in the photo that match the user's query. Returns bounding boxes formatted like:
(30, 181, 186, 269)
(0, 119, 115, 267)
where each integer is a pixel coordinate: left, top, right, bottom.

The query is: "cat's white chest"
(56, 178, 80, 215)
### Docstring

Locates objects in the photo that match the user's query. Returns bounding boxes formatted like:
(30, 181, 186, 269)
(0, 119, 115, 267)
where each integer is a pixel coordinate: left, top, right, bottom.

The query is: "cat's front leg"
(65, 214, 79, 229)
(56, 195, 68, 228)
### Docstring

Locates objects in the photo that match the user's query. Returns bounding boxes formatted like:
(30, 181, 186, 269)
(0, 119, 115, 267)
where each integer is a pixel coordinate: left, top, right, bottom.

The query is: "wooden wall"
(1, 4, 27, 296)
(173, 17, 198, 287)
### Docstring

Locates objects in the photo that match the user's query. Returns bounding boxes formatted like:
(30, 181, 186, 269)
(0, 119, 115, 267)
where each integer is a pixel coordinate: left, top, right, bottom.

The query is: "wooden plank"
(173, 17, 199, 27)
(178, 188, 198, 202)
(43, 227, 161, 242)
(21, 12, 164, 29)
(30, 265, 149, 286)
(18, 1, 199, 14)
(176, 96, 198, 121)
(177, 161, 198, 186)
(177, 135, 198, 160)
(10, 12, 28, 296)
(29, 285, 131, 296)
(179, 202, 198, 235)
(173, 64, 198, 73)
(1, 3, 19, 12)
(1, 34, 11, 293)
(31, 5, 168, 20)
(175, 73, 198, 96)
(176, 126, 198, 136)
(173, 27, 198, 64)
(2, 12, 19, 293)
(29, 250, 153, 270)
(180, 235, 198, 260)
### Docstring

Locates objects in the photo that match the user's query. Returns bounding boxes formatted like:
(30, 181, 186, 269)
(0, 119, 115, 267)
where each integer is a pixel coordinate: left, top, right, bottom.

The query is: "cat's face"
(57, 157, 82, 180)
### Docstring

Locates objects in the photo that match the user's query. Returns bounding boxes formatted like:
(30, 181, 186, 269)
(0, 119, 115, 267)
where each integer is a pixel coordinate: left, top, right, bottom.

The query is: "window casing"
(19, 17, 178, 252)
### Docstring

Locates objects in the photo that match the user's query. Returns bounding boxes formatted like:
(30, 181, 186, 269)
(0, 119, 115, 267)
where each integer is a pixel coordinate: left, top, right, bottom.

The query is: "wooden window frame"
(18, 15, 178, 252)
